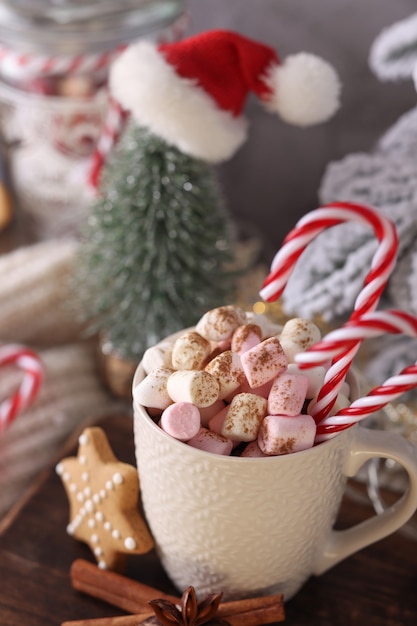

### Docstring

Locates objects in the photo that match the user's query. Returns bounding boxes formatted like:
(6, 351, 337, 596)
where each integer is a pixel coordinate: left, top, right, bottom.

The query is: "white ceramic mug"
(133, 364, 417, 601)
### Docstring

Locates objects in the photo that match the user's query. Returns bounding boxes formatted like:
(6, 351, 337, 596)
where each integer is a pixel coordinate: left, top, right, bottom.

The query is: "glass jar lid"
(0, 0, 185, 54)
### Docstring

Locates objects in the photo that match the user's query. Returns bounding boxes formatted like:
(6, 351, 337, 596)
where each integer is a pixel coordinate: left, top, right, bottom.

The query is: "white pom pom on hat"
(110, 29, 341, 163)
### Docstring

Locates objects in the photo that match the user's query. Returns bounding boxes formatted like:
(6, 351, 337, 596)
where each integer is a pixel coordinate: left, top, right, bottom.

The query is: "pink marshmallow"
(240, 441, 268, 458)
(160, 402, 201, 441)
(258, 414, 316, 455)
(205, 350, 245, 399)
(267, 373, 309, 416)
(229, 377, 274, 401)
(208, 404, 229, 435)
(199, 399, 226, 427)
(287, 363, 326, 399)
(240, 337, 288, 388)
(187, 427, 233, 456)
(221, 393, 267, 442)
(231, 323, 262, 354)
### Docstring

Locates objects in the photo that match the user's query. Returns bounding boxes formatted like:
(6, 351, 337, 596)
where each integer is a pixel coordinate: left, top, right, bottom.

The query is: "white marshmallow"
(221, 393, 267, 442)
(279, 318, 321, 362)
(142, 342, 173, 374)
(133, 366, 173, 410)
(196, 305, 247, 342)
(205, 350, 245, 399)
(231, 323, 262, 354)
(167, 370, 220, 407)
(171, 331, 211, 370)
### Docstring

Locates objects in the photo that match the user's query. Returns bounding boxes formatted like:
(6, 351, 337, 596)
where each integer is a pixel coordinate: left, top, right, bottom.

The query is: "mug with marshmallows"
(132, 306, 417, 601)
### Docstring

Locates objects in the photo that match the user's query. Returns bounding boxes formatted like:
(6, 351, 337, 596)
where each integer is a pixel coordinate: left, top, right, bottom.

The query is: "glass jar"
(0, 0, 186, 239)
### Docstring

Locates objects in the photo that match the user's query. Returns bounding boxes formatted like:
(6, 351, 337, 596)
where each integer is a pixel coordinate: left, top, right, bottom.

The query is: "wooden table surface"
(0, 414, 416, 626)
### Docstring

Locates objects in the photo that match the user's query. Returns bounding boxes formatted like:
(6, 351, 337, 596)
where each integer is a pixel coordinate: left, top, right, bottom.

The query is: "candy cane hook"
(260, 202, 399, 420)
(0, 344, 43, 433)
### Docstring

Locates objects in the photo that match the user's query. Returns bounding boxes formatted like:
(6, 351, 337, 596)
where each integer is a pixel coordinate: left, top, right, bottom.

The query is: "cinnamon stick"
(69, 559, 284, 624)
(62, 601, 285, 626)
(70, 559, 180, 614)
(62, 613, 153, 626)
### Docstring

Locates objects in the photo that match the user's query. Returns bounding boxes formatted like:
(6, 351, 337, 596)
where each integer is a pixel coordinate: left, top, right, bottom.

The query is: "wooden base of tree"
(98, 335, 138, 400)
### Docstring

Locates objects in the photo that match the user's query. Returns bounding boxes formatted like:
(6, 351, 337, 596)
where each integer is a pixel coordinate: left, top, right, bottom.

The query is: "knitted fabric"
(0, 240, 128, 520)
(282, 105, 417, 387)
(0, 239, 84, 346)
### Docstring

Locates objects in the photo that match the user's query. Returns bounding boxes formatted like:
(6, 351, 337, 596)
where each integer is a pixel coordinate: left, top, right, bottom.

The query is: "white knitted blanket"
(0, 239, 129, 520)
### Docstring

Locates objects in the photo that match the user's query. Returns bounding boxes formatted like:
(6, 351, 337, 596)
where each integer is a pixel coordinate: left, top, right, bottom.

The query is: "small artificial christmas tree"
(75, 29, 340, 369)
(76, 121, 235, 360)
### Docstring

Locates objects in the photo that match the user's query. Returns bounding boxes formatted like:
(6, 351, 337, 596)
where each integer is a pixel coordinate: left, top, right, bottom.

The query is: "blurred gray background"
(186, 0, 417, 259)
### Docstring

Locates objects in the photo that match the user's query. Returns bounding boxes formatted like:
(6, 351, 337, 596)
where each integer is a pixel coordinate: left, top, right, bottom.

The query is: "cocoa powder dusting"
(278, 437, 296, 454)
(212, 307, 239, 338)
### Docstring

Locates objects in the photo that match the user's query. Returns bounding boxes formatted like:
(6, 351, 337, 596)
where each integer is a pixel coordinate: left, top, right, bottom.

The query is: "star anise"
(147, 585, 231, 626)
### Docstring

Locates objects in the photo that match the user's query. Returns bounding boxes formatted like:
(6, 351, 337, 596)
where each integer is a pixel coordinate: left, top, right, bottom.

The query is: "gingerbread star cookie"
(56, 426, 154, 570)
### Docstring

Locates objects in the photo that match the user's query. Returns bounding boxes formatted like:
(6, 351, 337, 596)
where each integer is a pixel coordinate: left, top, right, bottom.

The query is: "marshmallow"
(267, 373, 309, 416)
(167, 370, 220, 407)
(240, 441, 268, 458)
(258, 414, 316, 455)
(133, 366, 174, 410)
(246, 312, 282, 338)
(231, 323, 262, 354)
(205, 350, 245, 399)
(171, 331, 211, 370)
(230, 377, 274, 401)
(187, 427, 233, 456)
(307, 391, 350, 417)
(160, 402, 201, 441)
(142, 342, 173, 374)
(208, 404, 229, 434)
(199, 399, 226, 427)
(196, 305, 247, 342)
(329, 392, 351, 416)
(287, 363, 326, 399)
(240, 337, 287, 388)
(279, 318, 321, 362)
(221, 393, 267, 442)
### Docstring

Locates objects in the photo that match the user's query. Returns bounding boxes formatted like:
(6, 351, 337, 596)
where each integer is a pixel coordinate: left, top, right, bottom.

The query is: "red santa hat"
(109, 30, 341, 163)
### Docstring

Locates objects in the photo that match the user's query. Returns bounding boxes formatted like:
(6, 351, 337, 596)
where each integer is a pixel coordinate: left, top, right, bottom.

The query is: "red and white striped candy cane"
(260, 201, 398, 421)
(310, 310, 417, 441)
(87, 96, 129, 190)
(0, 45, 125, 81)
(0, 344, 43, 433)
(296, 309, 417, 367)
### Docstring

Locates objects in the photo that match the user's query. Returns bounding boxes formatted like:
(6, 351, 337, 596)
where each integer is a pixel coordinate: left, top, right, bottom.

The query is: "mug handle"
(314, 426, 417, 574)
